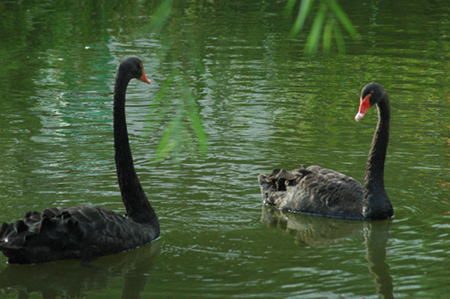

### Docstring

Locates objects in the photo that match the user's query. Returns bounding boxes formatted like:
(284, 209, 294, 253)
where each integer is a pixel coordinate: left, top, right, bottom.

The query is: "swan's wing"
(259, 166, 364, 219)
(0, 206, 153, 264)
(258, 166, 311, 204)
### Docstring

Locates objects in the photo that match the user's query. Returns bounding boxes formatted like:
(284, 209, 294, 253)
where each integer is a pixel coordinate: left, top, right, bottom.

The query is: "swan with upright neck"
(0, 57, 160, 264)
(258, 82, 394, 220)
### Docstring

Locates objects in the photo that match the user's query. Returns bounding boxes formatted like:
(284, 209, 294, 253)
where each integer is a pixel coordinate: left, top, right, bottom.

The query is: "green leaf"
(147, 0, 174, 34)
(146, 0, 208, 162)
(146, 71, 174, 128)
(322, 16, 335, 52)
(289, 0, 315, 37)
(327, 0, 358, 38)
(153, 117, 177, 161)
(149, 70, 208, 161)
(333, 20, 346, 54)
(285, 0, 299, 15)
(289, 0, 358, 54)
(184, 87, 207, 156)
(305, 2, 327, 54)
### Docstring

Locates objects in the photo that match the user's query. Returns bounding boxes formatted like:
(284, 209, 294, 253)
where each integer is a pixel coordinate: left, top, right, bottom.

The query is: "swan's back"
(258, 166, 365, 219)
(0, 206, 156, 264)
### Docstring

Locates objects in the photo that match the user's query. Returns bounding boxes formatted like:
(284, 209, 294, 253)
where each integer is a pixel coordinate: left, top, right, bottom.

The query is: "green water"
(0, 1, 449, 298)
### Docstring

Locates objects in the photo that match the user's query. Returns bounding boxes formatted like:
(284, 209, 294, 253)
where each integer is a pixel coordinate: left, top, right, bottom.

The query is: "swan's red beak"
(355, 93, 371, 122)
(139, 64, 151, 84)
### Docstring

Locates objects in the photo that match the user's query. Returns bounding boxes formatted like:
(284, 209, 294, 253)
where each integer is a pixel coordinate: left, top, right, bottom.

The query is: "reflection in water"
(262, 207, 393, 299)
(0, 241, 160, 299)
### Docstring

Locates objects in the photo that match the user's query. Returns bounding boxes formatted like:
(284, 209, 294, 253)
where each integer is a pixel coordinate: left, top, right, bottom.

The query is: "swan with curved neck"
(0, 57, 160, 264)
(258, 82, 393, 220)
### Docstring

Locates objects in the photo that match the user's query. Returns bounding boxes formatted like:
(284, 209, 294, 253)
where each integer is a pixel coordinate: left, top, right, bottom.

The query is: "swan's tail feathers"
(258, 167, 311, 206)
(258, 173, 278, 204)
(0, 206, 158, 264)
(0, 208, 84, 264)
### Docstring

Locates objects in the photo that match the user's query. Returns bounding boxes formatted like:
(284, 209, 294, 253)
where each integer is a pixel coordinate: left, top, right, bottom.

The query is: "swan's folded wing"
(259, 166, 364, 219)
(0, 206, 154, 264)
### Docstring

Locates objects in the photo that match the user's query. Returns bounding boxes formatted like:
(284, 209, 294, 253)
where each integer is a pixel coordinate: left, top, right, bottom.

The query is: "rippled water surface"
(0, 1, 449, 298)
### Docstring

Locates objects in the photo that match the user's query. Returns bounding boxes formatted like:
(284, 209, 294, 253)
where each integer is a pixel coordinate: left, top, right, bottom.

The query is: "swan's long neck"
(114, 73, 159, 227)
(362, 97, 393, 219)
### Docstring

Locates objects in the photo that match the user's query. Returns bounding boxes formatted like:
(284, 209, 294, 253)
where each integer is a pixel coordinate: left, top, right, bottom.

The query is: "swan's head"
(119, 57, 151, 84)
(355, 82, 386, 122)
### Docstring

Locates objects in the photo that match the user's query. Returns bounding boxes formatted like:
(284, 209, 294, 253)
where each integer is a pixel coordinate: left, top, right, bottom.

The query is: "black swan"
(0, 57, 160, 264)
(258, 82, 393, 220)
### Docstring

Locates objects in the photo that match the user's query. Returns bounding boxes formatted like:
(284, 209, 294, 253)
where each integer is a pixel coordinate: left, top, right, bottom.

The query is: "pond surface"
(0, 0, 449, 298)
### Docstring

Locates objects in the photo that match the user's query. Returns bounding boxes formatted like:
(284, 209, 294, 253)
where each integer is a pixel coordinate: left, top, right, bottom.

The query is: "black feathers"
(0, 58, 159, 264)
(258, 83, 393, 220)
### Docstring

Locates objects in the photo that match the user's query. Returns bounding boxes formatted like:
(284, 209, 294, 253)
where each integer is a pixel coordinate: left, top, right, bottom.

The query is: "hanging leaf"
(146, 0, 174, 34)
(333, 21, 346, 54)
(144, 1, 208, 163)
(153, 116, 178, 161)
(305, 2, 327, 54)
(288, 0, 358, 55)
(290, 0, 315, 37)
(183, 83, 207, 156)
(327, 0, 357, 38)
(322, 16, 335, 52)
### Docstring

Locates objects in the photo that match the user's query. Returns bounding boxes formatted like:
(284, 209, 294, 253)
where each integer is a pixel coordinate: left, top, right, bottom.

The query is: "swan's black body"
(0, 57, 160, 264)
(258, 83, 393, 220)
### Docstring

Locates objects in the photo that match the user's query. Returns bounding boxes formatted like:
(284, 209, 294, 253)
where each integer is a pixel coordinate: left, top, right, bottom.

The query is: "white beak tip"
(355, 112, 365, 122)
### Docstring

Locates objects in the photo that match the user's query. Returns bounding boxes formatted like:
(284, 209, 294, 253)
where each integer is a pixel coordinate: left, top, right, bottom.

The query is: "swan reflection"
(262, 207, 393, 299)
(0, 241, 160, 299)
